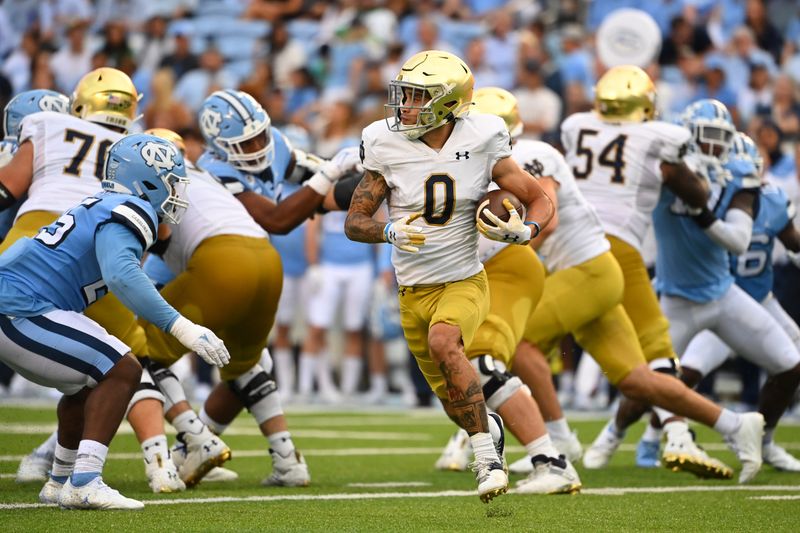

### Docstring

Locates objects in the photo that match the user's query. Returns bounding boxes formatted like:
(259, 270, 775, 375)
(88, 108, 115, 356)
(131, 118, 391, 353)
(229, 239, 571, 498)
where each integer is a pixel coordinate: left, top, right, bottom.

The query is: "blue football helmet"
(198, 89, 274, 174)
(681, 99, 736, 164)
(102, 133, 190, 224)
(3, 89, 70, 140)
(730, 132, 764, 177)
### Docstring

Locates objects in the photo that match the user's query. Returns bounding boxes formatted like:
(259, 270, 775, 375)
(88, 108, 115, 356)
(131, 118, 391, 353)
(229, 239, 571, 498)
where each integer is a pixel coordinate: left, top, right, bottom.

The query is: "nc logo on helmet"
(200, 107, 222, 137)
(141, 142, 177, 173)
(39, 95, 68, 113)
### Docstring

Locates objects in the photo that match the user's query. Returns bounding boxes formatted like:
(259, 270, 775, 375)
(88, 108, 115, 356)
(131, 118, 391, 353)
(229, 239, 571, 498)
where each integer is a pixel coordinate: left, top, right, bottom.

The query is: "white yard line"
(347, 482, 431, 488)
(1, 485, 799, 510)
(749, 495, 800, 500)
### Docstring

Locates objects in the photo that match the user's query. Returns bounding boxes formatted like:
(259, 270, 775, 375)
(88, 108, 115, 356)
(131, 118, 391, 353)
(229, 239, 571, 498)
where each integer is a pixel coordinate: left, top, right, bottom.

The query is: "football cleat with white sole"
(262, 449, 310, 487)
(58, 477, 144, 510)
(553, 431, 583, 463)
(514, 455, 582, 495)
(434, 429, 471, 472)
(763, 442, 800, 472)
(635, 440, 661, 468)
(471, 458, 508, 503)
(16, 453, 52, 483)
(724, 412, 764, 483)
(583, 421, 622, 469)
(145, 453, 185, 493)
(175, 433, 232, 488)
(39, 478, 63, 504)
(663, 422, 732, 479)
(203, 467, 239, 482)
(487, 413, 507, 471)
(508, 455, 534, 475)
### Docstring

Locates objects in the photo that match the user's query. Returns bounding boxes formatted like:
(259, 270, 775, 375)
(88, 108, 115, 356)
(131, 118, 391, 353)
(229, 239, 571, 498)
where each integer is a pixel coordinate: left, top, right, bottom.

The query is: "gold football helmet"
(472, 87, 523, 139)
(385, 50, 474, 139)
(71, 67, 139, 132)
(145, 128, 186, 154)
(594, 65, 656, 123)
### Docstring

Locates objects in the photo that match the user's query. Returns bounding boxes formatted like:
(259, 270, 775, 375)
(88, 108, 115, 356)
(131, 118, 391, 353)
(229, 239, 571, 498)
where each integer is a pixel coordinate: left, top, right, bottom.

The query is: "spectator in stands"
(770, 74, 800, 141)
(723, 26, 776, 95)
(659, 15, 713, 66)
(696, 55, 738, 121)
(485, 9, 520, 90)
(757, 121, 797, 200)
(173, 46, 237, 112)
(49, 18, 92, 93)
(30, 48, 57, 91)
(143, 68, 193, 131)
(465, 37, 501, 89)
(270, 21, 308, 91)
(403, 18, 457, 58)
(159, 22, 198, 81)
(136, 15, 173, 76)
(558, 24, 593, 116)
(514, 59, 561, 140)
(2, 29, 41, 94)
(238, 61, 274, 111)
(745, 0, 783, 63)
(738, 58, 773, 126)
(285, 67, 319, 120)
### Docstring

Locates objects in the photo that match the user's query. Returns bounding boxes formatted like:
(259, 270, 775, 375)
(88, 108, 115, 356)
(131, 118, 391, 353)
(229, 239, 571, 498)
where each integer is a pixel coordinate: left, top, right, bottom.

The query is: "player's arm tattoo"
(439, 361, 488, 435)
(344, 169, 390, 243)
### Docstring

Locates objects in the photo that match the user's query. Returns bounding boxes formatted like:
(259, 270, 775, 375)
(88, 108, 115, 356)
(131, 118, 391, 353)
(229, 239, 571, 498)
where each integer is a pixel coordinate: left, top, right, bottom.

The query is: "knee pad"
(649, 357, 680, 378)
(227, 364, 282, 424)
(125, 366, 164, 416)
(144, 358, 188, 412)
(471, 355, 525, 411)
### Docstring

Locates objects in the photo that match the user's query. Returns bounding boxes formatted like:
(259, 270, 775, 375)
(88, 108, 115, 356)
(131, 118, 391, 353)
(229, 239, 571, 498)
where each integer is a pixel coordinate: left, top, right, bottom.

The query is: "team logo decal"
(39, 94, 69, 113)
(200, 107, 222, 137)
(524, 159, 545, 178)
(141, 142, 177, 173)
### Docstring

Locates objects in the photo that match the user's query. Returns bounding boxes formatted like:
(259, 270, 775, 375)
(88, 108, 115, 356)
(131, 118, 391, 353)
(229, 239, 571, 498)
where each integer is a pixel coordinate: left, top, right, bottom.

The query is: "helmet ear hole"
(143, 181, 159, 191)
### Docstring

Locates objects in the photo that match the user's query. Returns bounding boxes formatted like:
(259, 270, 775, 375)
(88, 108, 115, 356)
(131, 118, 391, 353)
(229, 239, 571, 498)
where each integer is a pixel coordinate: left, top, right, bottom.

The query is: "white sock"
(470, 432, 499, 463)
(34, 431, 58, 460)
(199, 407, 229, 435)
(297, 352, 317, 395)
(316, 351, 338, 391)
(51, 443, 77, 482)
(340, 356, 363, 395)
(141, 435, 170, 464)
(71, 440, 108, 485)
(545, 418, 571, 440)
(268, 430, 295, 456)
(713, 408, 742, 436)
(368, 373, 388, 395)
(525, 434, 561, 459)
(172, 409, 214, 445)
(606, 419, 625, 439)
(652, 406, 674, 425)
(642, 423, 662, 443)
(274, 348, 295, 394)
(763, 426, 775, 445)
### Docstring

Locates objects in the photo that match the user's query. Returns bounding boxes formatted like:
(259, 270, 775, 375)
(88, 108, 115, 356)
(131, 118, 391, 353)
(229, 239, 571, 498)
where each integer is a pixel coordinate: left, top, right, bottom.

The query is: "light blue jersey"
(731, 185, 794, 302)
(654, 159, 759, 302)
(197, 127, 293, 200)
(320, 210, 373, 266)
(270, 181, 308, 277)
(0, 193, 178, 330)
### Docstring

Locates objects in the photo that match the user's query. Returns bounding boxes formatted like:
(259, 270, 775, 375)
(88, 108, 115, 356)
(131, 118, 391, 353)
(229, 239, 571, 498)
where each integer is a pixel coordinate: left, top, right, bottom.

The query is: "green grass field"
(1, 404, 799, 532)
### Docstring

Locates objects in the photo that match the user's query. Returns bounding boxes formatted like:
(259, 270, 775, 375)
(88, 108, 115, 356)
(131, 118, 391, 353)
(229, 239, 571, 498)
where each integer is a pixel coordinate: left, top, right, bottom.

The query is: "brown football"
(477, 189, 525, 225)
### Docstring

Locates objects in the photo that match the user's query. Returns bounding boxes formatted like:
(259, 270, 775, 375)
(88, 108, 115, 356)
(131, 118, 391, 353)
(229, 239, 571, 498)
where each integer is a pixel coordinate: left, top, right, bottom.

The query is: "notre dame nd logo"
(524, 159, 545, 178)
(141, 142, 177, 173)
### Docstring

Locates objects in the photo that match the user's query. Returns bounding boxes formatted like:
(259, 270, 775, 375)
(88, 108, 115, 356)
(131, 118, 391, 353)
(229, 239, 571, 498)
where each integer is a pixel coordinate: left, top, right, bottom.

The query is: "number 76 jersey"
(16, 111, 123, 219)
(361, 115, 511, 286)
(561, 111, 691, 252)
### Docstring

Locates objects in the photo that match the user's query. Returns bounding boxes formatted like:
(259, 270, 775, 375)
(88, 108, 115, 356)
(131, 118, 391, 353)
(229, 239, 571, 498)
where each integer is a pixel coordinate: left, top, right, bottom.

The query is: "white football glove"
(289, 148, 324, 184)
(384, 212, 426, 253)
(305, 149, 359, 195)
(477, 198, 537, 245)
(169, 316, 230, 367)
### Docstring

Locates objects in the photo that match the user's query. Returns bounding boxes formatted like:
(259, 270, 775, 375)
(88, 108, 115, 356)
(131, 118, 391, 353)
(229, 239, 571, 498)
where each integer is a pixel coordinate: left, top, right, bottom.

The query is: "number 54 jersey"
(561, 112, 691, 252)
(360, 114, 511, 286)
(16, 111, 124, 218)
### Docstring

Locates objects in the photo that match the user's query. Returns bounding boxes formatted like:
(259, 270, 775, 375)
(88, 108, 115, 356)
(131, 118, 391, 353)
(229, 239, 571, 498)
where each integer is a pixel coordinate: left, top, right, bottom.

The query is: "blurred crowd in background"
(2, 0, 800, 413)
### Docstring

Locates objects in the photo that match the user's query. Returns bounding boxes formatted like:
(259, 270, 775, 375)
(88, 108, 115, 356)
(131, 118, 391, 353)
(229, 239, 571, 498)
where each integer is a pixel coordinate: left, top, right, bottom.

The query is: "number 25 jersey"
(17, 111, 123, 218)
(361, 114, 511, 286)
(561, 112, 690, 252)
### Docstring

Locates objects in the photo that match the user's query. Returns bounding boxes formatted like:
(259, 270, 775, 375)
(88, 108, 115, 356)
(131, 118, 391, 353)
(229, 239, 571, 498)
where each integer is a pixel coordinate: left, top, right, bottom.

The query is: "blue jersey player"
(652, 102, 800, 482)
(0, 134, 229, 510)
(668, 134, 800, 472)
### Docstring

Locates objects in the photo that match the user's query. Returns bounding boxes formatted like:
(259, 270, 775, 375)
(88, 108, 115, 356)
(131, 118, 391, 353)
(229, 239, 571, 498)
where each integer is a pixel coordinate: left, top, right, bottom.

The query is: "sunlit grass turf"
(1, 405, 799, 532)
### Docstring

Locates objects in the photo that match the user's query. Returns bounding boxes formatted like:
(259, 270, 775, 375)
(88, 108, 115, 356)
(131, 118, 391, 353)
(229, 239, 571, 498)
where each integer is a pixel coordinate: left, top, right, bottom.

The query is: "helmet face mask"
(199, 90, 275, 174)
(682, 99, 736, 165)
(384, 50, 474, 140)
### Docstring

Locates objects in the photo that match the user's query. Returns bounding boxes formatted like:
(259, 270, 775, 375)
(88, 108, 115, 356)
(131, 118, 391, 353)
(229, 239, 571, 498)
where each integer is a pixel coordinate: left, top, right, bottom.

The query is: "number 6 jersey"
(16, 111, 123, 218)
(361, 114, 511, 285)
(561, 111, 691, 252)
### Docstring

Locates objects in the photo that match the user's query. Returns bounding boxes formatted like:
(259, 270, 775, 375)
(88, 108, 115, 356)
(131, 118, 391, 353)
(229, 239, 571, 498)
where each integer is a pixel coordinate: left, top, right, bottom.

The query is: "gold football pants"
(144, 235, 282, 381)
(398, 270, 489, 399)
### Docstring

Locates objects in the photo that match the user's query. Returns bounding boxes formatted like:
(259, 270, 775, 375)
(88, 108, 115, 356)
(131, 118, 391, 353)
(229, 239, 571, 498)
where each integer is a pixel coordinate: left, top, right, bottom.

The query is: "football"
(477, 189, 525, 226)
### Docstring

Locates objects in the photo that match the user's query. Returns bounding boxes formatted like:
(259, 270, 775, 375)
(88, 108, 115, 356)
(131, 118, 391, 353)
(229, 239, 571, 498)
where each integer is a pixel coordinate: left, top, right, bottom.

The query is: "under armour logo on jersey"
(524, 159, 545, 178)
(200, 107, 222, 137)
(38, 95, 68, 113)
(455, 151, 469, 160)
(141, 142, 177, 173)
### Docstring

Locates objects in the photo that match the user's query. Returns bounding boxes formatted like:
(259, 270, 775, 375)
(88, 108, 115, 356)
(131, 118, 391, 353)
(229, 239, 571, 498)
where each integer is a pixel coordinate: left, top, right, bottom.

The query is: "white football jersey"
(17, 112, 124, 218)
(361, 115, 512, 285)
(164, 163, 268, 274)
(513, 139, 609, 271)
(561, 112, 690, 252)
